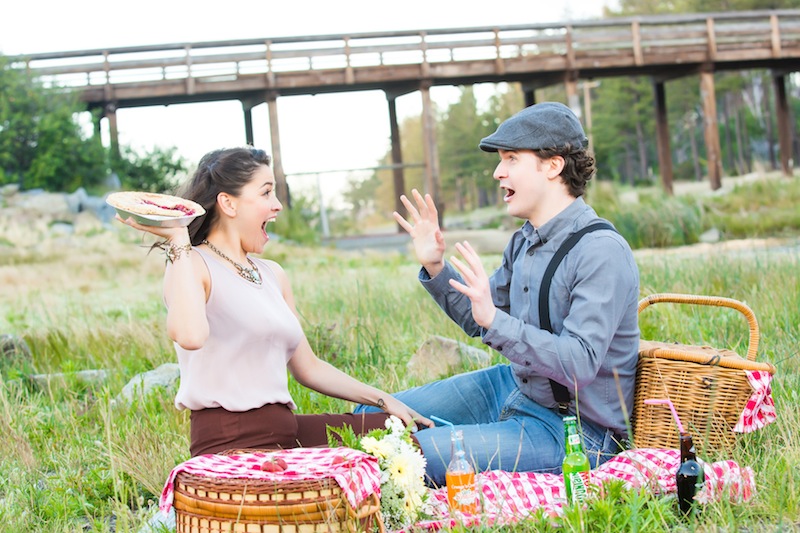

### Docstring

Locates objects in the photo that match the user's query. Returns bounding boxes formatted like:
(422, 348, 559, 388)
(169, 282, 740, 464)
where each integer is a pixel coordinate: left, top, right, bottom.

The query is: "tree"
(0, 56, 107, 192)
(438, 87, 496, 211)
(112, 145, 187, 194)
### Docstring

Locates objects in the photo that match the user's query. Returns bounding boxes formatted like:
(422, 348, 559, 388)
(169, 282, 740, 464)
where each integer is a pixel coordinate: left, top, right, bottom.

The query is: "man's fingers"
(449, 255, 473, 282)
(399, 195, 421, 221)
(410, 189, 428, 218)
(454, 241, 486, 275)
(424, 192, 439, 218)
(392, 211, 414, 233)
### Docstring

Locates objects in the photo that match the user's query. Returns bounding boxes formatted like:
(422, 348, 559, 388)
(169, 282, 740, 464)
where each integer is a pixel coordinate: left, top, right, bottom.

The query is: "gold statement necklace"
(202, 240, 262, 285)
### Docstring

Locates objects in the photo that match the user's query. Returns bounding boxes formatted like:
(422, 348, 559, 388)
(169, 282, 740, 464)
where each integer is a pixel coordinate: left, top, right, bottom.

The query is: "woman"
(118, 147, 431, 456)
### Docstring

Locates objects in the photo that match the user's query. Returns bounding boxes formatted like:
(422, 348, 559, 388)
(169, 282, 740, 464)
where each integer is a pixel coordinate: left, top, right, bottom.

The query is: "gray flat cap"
(479, 102, 588, 152)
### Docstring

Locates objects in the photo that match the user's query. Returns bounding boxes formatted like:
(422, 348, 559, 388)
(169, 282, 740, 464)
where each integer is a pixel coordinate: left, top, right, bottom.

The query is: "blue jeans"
(354, 364, 620, 487)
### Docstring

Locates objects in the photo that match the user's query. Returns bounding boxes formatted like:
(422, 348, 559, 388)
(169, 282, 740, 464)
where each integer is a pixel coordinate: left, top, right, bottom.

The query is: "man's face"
(493, 149, 552, 223)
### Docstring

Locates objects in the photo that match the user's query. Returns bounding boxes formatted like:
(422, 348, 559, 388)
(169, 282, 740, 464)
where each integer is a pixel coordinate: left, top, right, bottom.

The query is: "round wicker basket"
(172, 450, 384, 533)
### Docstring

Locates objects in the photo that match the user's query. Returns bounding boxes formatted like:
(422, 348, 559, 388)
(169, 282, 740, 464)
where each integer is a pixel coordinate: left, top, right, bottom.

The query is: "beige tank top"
(173, 248, 304, 411)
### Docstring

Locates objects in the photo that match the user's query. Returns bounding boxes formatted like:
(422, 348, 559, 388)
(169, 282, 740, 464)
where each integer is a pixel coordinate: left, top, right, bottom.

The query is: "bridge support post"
(242, 102, 255, 146)
(386, 94, 407, 232)
(772, 72, 794, 177)
(653, 80, 674, 195)
(104, 102, 120, 159)
(524, 89, 536, 108)
(700, 69, 723, 190)
(420, 81, 443, 227)
(565, 74, 581, 120)
(266, 92, 291, 208)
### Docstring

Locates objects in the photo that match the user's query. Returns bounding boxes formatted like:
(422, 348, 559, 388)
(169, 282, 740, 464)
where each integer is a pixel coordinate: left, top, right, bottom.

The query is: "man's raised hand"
(393, 189, 446, 276)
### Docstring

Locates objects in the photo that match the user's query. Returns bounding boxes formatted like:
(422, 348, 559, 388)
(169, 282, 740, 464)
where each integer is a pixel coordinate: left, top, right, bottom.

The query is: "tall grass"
(1, 179, 799, 531)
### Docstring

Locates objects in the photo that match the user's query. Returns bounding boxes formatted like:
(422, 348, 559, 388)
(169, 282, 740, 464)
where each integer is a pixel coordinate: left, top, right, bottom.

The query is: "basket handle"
(638, 293, 760, 361)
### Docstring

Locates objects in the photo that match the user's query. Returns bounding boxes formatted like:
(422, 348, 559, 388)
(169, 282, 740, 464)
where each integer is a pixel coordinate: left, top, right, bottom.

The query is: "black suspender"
(536, 222, 617, 414)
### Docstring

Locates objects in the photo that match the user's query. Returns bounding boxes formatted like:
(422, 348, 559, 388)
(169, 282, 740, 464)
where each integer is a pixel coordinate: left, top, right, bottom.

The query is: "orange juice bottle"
(445, 429, 477, 514)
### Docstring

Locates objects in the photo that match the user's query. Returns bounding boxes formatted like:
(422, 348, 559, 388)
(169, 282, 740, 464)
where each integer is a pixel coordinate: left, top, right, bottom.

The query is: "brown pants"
(189, 403, 390, 456)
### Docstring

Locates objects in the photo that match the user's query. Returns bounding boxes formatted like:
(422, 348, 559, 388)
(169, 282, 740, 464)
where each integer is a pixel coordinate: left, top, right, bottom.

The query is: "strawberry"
(261, 456, 288, 472)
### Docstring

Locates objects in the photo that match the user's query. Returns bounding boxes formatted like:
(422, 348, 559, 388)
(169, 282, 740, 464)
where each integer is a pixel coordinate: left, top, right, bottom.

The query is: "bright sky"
(1, 0, 618, 202)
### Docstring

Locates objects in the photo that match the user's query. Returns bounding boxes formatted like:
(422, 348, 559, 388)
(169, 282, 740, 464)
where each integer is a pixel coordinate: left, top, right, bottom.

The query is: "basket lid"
(639, 340, 775, 373)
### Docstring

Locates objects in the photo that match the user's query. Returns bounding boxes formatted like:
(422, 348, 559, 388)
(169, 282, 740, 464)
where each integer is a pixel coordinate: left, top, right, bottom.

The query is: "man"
(357, 102, 639, 487)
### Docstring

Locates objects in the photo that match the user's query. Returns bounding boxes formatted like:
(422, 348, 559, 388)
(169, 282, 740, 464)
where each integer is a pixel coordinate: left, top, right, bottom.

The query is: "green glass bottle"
(562, 415, 591, 504)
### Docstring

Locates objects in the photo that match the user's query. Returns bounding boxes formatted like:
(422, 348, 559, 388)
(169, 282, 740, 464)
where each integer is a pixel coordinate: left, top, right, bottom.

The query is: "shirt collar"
(520, 197, 587, 245)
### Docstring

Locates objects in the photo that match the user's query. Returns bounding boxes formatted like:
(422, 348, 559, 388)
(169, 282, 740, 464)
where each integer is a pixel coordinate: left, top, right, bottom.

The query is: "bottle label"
(446, 471, 477, 514)
(568, 434, 581, 446)
(567, 470, 590, 503)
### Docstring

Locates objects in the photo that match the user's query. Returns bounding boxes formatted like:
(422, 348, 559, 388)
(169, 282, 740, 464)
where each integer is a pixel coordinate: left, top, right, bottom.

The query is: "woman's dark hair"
(178, 147, 271, 245)
(534, 144, 595, 197)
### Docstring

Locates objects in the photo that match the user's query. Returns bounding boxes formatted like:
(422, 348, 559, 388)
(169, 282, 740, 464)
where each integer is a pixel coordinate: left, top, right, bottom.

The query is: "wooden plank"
(772, 14, 783, 57)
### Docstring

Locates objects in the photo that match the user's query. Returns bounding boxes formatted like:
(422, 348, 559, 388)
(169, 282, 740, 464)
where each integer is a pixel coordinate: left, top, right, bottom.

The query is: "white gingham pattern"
(159, 448, 756, 531)
(404, 449, 756, 532)
(159, 447, 380, 515)
(734, 370, 777, 433)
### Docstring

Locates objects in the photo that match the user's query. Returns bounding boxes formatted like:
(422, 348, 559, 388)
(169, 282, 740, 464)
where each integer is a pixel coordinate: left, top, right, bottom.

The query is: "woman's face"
(234, 164, 282, 253)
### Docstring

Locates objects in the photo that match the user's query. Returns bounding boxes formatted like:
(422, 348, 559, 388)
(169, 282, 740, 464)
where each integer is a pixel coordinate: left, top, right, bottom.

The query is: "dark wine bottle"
(676, 434, 705, 515)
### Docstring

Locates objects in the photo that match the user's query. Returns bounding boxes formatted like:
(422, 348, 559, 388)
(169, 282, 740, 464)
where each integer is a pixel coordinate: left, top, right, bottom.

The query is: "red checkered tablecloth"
(404, 448, 756, 532)
(735, 370, 777, 432)
(159, 448, 756, 532)
(159, 447, 380, 515)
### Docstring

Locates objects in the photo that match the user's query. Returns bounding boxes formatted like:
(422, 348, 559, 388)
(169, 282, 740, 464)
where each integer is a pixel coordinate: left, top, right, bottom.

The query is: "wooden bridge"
(13, 9, 800, 213)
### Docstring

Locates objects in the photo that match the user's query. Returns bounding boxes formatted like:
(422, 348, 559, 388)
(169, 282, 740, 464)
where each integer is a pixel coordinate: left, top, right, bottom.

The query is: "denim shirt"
(419, 198, 640, 435)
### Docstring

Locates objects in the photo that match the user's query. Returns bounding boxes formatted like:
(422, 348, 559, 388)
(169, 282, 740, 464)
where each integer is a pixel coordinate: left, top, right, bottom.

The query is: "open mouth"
(262, 218, 277, 240)
(503, 188, 516, 202)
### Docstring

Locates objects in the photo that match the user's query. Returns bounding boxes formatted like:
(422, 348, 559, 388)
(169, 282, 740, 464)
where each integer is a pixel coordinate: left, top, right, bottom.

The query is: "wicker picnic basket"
(173, 450, 385, 533)
(631, 293, 776, 454)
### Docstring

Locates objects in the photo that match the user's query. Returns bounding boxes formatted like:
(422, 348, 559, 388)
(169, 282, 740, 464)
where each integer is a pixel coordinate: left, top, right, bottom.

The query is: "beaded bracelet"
(164, 243, 192, 264)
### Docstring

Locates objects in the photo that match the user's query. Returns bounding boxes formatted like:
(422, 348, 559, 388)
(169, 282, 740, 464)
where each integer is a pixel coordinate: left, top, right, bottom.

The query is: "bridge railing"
(11, 10, 800, 90)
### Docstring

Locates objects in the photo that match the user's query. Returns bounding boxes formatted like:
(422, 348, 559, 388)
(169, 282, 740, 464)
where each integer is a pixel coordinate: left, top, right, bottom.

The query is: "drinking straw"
(644, 398, 686, 434)
(430, 415, 454, 428)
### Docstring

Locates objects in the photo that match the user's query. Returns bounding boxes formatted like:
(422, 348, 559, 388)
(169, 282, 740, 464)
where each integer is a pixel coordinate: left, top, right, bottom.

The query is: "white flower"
(388, 452, 420, 490)
(358, 415, 431, 531)
(361, 436, 394, 460)
(385, 415, 406, 435)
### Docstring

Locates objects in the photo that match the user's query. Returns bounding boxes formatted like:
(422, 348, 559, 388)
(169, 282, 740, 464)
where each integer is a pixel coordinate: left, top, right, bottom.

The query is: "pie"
(106, 191, 205, 218)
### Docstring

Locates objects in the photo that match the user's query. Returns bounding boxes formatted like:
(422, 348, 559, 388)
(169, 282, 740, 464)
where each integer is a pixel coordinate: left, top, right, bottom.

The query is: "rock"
(49, 222, 75, 236)
(699, 227, 722, 244)
(65, 187, 89, 214)
(28, 369, 110, 389)
(406, 335, 491, 382)
(117, 363, 180, 405)
(16, 191, 71, 218)
(83, 195, 117, 223)
(0, 334, 34, 377)
(1, 184, 20, 197)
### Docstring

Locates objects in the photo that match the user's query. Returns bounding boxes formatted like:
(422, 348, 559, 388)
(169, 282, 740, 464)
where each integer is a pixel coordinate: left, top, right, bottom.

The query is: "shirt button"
(527, 249, 534, 256)
(525, 361, 530, 366)
(523, 287, 529, 293)
(522, 378, 528, 384)
(497, 345, 503, 351)
(486, 341, 492, 347)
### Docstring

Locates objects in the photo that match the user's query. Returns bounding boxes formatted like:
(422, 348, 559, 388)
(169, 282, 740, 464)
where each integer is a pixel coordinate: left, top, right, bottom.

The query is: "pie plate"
(110, 206, 200, 228)
(106, 191, 205, 228)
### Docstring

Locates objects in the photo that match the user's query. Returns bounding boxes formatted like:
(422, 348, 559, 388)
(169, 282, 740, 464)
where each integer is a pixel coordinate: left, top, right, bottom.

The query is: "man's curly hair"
(534, 144, 595, 197)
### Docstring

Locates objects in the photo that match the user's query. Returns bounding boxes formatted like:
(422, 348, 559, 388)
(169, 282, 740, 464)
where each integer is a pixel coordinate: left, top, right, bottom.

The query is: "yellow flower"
(388, 452, 419, 490)
(404, 490, 423, 513)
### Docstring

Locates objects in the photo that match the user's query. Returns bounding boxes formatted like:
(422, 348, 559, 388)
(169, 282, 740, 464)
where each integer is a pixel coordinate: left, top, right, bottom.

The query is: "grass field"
(1, 177, 799, 531)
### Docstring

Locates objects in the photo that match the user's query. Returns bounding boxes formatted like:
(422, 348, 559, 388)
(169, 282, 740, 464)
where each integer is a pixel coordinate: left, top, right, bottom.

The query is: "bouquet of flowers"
(328, 416, 434, 531)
